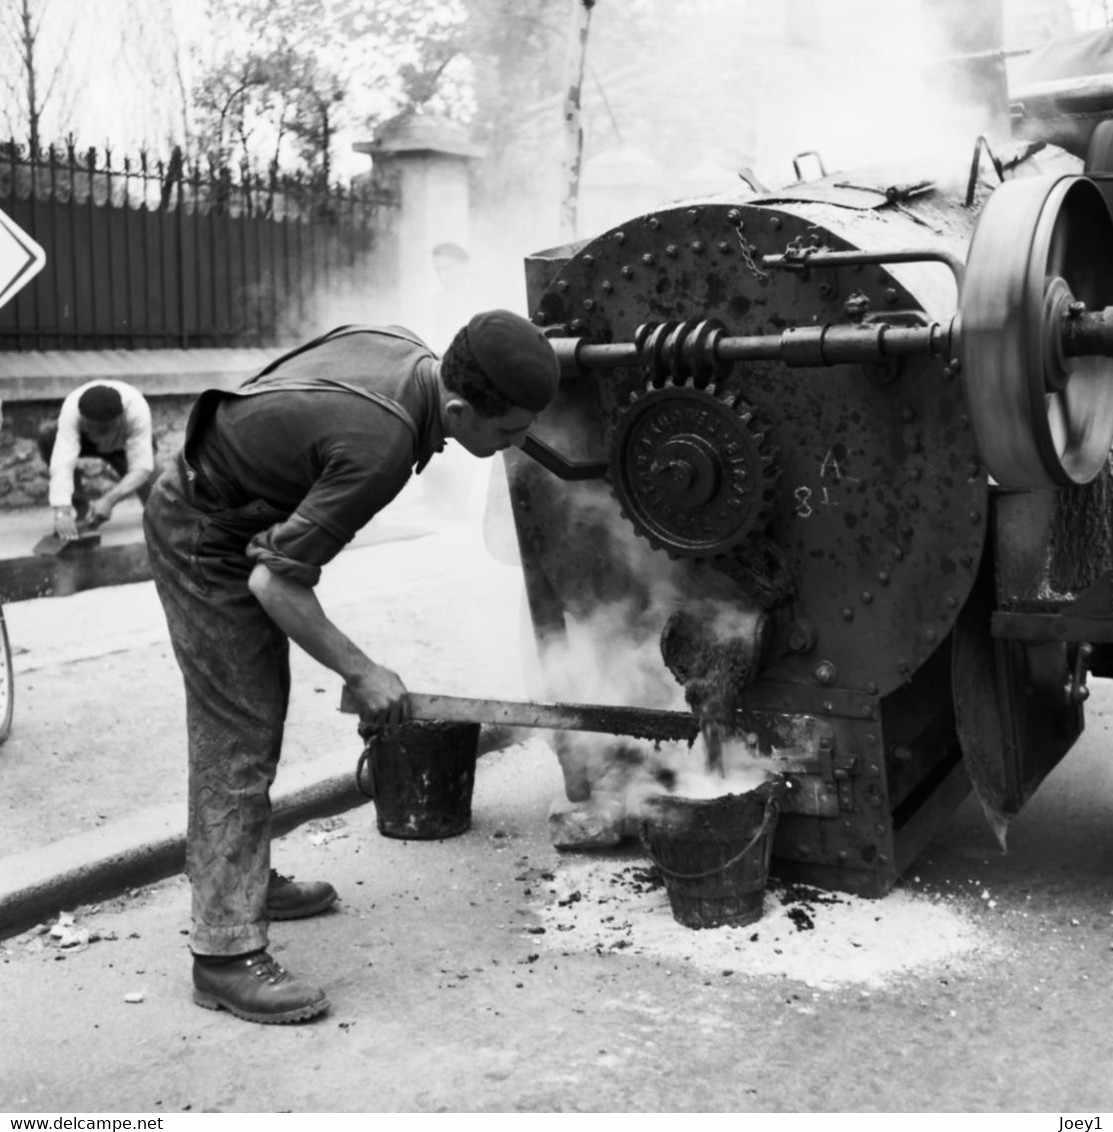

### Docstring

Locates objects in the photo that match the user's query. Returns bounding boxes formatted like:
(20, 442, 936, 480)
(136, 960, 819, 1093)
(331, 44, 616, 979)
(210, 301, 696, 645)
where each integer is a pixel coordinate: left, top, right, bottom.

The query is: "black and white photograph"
(1, 0, 1112, 1120)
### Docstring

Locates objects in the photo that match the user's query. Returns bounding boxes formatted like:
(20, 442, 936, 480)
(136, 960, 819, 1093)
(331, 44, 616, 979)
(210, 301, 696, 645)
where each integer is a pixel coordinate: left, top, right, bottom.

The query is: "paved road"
(2, 720, 1113, 1114)
(1, 497, 1112, 1113)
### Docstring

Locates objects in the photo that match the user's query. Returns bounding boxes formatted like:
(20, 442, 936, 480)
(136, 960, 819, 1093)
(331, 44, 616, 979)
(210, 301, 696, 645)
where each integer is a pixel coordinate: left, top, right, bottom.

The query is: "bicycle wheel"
(0, 604, 12, 744)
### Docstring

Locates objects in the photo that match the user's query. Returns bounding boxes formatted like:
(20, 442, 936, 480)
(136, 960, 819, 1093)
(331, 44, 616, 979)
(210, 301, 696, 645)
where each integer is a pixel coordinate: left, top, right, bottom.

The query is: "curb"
(0, 725, 521, 940)
(0, 516, 435, 605)
(0, 745, 369, 940)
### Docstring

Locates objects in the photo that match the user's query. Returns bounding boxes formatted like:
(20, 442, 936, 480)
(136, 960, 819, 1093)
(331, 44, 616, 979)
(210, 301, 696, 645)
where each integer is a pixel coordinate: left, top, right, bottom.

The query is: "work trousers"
(143, 458, 291, 956)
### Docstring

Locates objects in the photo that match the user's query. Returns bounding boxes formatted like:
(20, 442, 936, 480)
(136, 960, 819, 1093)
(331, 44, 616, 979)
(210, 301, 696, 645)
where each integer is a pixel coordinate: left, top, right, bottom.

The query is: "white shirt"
(48, 380, 154, 507)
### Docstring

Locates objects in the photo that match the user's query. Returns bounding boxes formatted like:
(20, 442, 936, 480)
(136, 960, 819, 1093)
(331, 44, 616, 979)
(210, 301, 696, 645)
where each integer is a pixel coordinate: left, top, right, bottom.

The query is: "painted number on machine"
(794, 446, 858, 518)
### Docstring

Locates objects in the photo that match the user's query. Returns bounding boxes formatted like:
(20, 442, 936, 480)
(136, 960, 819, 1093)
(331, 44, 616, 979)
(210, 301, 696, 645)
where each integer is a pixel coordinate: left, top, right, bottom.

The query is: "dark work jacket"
(180, 325, 445, 587)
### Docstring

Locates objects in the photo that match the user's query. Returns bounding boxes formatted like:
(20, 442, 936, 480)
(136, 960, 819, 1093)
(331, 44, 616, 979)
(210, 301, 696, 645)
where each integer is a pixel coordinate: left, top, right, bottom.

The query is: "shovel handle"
(339, 688, 700, 743)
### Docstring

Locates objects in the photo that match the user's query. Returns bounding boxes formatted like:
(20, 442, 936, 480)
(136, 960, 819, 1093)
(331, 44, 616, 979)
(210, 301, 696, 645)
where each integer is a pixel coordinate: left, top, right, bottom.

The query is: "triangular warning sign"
(0, 208, 46, 310)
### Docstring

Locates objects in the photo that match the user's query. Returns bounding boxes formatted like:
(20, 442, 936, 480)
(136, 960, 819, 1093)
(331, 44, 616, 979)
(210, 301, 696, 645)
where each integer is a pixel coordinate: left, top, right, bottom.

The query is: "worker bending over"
(143, 311, 559, 1024)
(39, 380, 157, 539)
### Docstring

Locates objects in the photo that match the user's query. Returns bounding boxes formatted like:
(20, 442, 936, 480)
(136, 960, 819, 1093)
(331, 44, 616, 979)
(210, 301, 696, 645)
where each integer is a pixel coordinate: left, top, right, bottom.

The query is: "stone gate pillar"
(354, 113, 484, 333)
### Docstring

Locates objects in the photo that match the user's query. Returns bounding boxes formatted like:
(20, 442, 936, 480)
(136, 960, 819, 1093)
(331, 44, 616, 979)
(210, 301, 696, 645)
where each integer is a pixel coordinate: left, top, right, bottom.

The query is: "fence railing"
(0, 140, 396, 351)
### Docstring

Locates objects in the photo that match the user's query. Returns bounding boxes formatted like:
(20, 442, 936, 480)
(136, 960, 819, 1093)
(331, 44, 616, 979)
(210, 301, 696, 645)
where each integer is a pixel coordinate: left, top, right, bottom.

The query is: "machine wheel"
(960, 174, 1113, 489)
(0, 605, 12, 745)
(609, 381, 778, 558)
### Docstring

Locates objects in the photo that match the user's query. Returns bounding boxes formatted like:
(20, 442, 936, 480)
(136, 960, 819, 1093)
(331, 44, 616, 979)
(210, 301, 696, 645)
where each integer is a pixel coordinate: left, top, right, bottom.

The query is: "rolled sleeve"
(211, 407, 416, 588)
(245, 542, 323, 587)
(244, 510, 347, 587)
(245, 428, 412, 586)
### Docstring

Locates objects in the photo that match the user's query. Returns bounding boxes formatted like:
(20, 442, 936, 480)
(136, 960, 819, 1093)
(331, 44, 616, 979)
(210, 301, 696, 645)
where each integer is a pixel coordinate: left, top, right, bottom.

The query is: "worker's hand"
(347, 662, 411, 735)
(53, 507, 80, 541)
(87, 496, 115, 526)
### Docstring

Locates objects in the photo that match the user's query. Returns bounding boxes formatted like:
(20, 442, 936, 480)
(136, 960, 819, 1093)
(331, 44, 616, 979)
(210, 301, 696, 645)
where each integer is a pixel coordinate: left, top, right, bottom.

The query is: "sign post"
(0, 207, 43, 743)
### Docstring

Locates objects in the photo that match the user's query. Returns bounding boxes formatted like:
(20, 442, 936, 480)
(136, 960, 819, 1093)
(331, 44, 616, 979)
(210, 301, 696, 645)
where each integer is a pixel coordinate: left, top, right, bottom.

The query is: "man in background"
(429, 242, 475, 352)
(38, 380, 157, 539)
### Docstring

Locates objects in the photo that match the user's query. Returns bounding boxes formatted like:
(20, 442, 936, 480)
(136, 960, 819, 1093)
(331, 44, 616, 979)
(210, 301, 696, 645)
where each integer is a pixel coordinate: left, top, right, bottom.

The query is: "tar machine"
(484, 120, 1113, 899)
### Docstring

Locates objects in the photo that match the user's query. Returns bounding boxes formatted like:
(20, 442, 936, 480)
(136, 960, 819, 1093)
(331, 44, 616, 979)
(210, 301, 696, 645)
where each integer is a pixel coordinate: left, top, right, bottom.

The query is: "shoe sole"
(266, 890, 339, 921)
(193, 989, 331, 1024)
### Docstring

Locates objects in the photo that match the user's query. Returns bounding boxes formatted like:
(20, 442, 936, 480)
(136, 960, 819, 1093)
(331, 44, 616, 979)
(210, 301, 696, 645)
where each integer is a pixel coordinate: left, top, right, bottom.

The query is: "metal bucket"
(357, 721, 479, 840)
(639, 777, 784, 929)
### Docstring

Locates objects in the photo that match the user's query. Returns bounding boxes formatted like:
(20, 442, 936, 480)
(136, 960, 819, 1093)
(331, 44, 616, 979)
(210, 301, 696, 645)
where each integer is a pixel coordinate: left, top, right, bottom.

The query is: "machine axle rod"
(550, 301, 1113, 379)
(552, 320, 955, 375)
(1062, 307, 1113, 358)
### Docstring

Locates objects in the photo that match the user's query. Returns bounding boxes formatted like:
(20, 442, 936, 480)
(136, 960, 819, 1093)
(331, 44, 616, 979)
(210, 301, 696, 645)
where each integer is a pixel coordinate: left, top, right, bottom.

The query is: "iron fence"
(0, 140, 395, 350)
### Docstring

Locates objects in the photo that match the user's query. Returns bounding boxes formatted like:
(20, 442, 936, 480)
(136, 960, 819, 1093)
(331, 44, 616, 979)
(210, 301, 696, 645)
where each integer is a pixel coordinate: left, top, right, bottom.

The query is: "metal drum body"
(508, 175, 1078, 896)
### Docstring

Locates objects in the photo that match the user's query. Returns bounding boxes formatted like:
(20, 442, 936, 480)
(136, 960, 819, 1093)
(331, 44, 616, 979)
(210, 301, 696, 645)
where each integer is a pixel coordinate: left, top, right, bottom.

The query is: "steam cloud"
(522, 478, 774, 810)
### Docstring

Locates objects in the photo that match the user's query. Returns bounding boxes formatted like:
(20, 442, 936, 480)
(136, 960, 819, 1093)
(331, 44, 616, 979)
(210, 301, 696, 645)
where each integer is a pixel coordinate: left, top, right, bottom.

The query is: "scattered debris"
(44, 913, 91, 951)
(8, 910, 125, 956)
(534, 858, 999, 989)
(48, 912, 75, 937)
(305, 816, 350, 847)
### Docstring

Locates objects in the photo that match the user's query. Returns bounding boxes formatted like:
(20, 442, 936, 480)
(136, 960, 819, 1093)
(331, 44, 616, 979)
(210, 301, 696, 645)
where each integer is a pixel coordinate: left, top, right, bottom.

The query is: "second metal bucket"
(640, 777, 784, 929)
(358, 721, 480, 840)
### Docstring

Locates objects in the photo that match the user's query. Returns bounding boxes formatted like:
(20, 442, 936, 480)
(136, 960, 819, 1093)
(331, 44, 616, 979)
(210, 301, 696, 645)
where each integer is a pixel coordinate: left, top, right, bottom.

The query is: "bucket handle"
(639, 796, 779, 881)
(355, 740, 377, 800)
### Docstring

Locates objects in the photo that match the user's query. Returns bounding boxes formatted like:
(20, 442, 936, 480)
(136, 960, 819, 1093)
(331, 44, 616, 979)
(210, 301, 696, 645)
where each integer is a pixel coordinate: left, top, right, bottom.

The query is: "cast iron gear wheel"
(609, 380, 778, 558)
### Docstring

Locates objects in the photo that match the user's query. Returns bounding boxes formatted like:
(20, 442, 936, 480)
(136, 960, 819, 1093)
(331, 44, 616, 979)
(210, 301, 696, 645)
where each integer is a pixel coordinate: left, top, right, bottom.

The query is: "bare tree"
(113, 0, 195, 151)
(0, 0, 76, 150)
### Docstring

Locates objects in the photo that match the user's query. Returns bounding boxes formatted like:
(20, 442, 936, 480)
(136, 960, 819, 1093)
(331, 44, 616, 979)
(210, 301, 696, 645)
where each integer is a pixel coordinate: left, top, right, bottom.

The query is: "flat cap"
(466, 310, 559, 412)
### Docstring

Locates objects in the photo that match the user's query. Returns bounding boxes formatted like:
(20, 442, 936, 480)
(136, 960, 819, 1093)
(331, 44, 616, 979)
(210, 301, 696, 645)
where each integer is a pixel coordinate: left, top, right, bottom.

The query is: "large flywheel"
(960, 174, 1113, 489)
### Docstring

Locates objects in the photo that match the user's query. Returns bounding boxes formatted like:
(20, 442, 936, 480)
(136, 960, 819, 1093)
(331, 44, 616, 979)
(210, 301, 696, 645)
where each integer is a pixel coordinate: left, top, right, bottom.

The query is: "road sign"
(0, 207, 46, 310)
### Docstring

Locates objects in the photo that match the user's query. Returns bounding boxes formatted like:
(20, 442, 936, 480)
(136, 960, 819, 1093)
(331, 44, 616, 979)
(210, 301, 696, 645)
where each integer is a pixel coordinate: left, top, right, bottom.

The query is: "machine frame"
(502, 155, 1113, 897)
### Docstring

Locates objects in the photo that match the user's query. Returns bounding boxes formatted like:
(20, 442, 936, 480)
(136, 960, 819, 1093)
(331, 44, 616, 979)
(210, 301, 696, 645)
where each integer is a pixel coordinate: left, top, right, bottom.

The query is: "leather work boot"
(192, 951, 330, 1024)
(265, 869, 338, 920)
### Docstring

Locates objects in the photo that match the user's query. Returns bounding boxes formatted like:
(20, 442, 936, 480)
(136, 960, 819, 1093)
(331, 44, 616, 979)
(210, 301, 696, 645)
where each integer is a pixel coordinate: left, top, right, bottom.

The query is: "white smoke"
(515, 473, 778, 805)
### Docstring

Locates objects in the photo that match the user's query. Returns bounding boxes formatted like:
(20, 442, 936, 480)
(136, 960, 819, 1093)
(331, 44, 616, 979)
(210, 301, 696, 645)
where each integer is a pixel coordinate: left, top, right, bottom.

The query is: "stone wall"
(0, 394, 195, 510)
